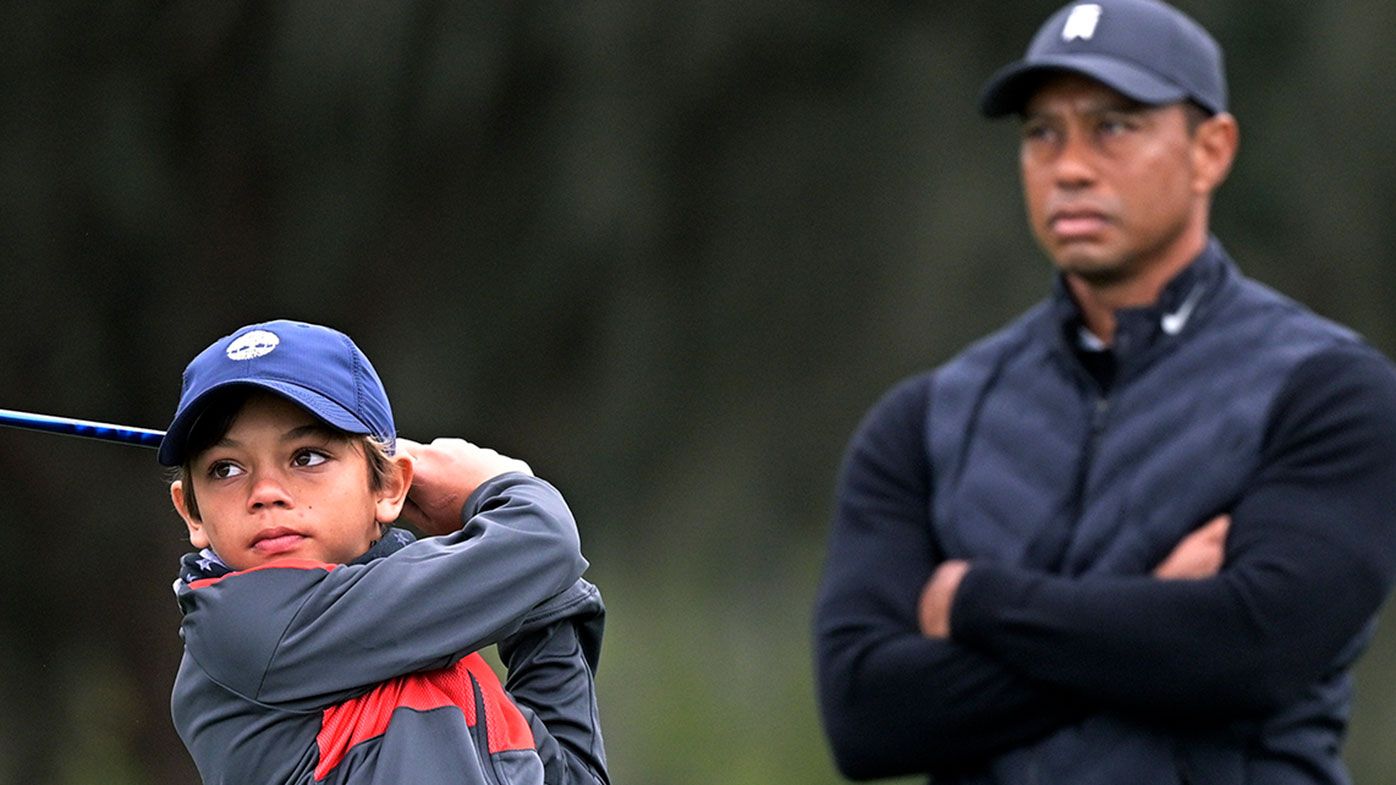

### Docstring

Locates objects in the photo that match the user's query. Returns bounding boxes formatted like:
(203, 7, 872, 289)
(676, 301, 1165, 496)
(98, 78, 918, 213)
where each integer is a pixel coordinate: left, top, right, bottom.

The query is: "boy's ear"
(375, 453, 414, 524)
(170, 480, 211, 550)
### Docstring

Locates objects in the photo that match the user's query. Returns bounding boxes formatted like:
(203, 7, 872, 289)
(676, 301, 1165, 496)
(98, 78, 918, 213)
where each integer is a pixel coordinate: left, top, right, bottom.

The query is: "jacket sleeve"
(498, 579, 608, 785)
(813, 375, 1087, 780)
(183, 472, 588, 709)
(950, 346, 1396, 718)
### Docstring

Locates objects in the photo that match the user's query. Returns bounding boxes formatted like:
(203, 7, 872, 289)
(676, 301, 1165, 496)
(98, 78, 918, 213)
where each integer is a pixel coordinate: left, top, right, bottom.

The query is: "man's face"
(1019, 73, 1207, 286)
(171, 392, 394, 571)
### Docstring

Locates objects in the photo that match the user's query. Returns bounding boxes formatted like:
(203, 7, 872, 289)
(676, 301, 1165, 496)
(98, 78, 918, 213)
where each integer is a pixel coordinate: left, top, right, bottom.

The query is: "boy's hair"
(176, 387, 397, 522)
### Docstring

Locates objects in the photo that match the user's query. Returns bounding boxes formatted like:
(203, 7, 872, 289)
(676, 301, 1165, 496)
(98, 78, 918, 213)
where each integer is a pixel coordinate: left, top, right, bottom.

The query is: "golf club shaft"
(0, 408, 164, 448)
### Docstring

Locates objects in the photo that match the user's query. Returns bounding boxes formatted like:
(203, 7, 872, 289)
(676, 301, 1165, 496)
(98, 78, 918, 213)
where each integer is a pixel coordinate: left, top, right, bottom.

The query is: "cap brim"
(979, 54, 1188, 117)
(157, 379, 372, 466)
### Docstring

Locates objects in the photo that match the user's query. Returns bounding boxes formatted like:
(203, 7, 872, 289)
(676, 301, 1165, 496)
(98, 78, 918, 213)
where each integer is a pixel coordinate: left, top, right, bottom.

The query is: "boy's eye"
(208, 461, 244, 480)
(293, 449, 329, 468)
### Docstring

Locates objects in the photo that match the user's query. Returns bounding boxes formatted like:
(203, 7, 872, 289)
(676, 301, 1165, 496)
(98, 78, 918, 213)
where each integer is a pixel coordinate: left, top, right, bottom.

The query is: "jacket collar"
(175, 526, 418, 587)
(1051, 236, 1232, 368)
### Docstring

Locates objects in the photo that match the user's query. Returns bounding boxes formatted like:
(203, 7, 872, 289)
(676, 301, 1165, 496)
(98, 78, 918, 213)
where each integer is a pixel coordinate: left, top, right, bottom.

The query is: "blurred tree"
(1, 1, 1394, 783)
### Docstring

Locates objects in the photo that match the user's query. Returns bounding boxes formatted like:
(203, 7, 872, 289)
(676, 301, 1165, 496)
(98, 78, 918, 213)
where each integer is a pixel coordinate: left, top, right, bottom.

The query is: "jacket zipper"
(1057, 393, 1110, 572)
(1078, 395, 1110, 498)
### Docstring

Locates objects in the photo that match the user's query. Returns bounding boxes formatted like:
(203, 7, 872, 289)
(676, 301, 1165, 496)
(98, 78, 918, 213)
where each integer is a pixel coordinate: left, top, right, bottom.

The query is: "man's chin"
(1051, 247, 1129, 286)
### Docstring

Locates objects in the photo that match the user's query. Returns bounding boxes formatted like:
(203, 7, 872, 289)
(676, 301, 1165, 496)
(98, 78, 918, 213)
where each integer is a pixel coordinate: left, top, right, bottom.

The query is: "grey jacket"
(172, 472, 608, 785)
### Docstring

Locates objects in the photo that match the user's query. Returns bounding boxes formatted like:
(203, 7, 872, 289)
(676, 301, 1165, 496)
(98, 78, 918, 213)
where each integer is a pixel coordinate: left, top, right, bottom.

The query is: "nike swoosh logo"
(1161, 283, 1205, 336)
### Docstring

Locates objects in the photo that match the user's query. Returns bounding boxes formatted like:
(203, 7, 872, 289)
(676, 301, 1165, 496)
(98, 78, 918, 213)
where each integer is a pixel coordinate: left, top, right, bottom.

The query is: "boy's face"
(170, 392, 410, 571)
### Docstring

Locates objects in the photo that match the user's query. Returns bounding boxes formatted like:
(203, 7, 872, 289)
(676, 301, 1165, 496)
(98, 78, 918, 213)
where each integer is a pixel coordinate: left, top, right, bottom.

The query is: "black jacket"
(815, 241, 1396, 784)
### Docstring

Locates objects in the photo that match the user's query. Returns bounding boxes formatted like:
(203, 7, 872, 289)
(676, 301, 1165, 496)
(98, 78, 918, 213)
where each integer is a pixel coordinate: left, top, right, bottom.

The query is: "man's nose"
(1052, 129, 1098, 189)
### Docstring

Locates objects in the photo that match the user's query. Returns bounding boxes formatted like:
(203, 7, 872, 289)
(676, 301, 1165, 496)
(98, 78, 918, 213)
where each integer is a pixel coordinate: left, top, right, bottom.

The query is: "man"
(812, 2, 1396, 784)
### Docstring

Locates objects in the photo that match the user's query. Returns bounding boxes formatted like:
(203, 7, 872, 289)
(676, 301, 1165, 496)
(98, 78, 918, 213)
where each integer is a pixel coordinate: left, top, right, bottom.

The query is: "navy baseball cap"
(979, 0, 1227, 117)
(158, 320, 395, 466)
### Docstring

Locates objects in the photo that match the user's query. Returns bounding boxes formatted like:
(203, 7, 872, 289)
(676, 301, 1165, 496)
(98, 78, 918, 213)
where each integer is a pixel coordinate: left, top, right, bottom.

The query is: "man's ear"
(170, 480, 210, 550)
(375, 453, 415, 525)
(1191, 111, 1239, 195)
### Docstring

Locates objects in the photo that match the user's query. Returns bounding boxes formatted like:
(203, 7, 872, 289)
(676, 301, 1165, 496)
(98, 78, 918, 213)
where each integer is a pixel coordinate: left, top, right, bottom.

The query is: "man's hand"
(1153, 514, 1230, 580)
(918, 560, 971, 639)
(395, 438, 533, 536)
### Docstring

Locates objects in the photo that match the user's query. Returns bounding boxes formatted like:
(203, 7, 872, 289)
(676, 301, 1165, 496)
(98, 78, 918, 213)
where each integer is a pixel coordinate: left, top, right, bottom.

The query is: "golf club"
(0, 407, 164, 448)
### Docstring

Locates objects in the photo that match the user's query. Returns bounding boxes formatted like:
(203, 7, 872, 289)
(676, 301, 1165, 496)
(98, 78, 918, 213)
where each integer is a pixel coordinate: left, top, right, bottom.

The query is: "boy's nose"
(247, 472, 293, 510)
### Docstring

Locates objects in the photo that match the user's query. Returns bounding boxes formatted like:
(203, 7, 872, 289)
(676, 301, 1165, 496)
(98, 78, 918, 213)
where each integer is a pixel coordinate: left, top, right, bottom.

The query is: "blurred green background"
(2, 1, 1395, 783)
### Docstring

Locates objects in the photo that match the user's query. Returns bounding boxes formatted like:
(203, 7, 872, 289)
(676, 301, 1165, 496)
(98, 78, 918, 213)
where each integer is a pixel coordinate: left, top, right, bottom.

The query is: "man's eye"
(293, 450, 329, 468)
(209, 461, 244, 479)
(1098, 116, 1134, 135)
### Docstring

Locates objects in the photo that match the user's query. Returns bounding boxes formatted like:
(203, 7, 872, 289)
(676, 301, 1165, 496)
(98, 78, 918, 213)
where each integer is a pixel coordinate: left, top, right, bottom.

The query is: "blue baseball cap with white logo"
(158, 320, 395, 466)
(979, 0, 1227, 118)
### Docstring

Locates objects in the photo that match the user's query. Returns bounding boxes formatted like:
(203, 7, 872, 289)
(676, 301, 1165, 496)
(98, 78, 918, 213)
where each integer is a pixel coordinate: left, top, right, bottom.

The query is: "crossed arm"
(813, 349, 1396, 780)
(918, 513, 1229, 638)
(815, 376, 1081, 779)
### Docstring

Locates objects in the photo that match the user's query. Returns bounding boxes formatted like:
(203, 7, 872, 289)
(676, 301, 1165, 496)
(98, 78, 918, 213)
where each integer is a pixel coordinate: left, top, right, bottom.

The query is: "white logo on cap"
(1062, 4, 1102, 41)
(226, 330, 281, 361)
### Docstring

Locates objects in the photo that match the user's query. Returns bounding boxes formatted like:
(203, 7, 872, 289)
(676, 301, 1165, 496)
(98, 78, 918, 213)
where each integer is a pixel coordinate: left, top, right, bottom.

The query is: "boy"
(161, 319, 608, 785)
